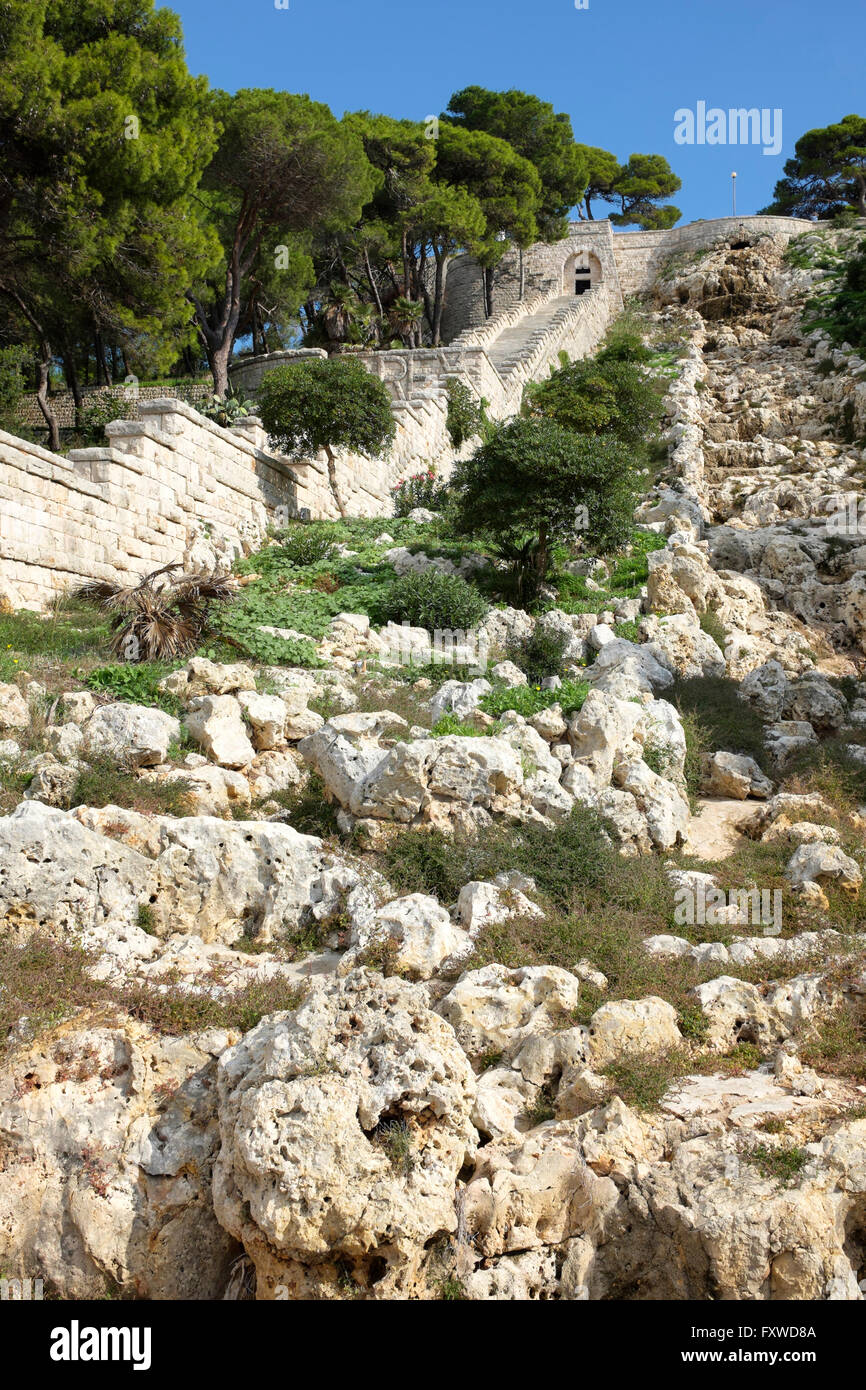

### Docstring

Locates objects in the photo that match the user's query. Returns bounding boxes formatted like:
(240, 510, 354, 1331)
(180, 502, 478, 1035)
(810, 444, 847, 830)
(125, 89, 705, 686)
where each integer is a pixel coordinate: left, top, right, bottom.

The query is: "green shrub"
(445, 378, 483, 449)
(479, 678, 589, 720)
(745, 1143, 807, 1187)
(257, 357, 395, 466)
(383, 804, 611, 908)
(78, 389, 136, 444)
(381, 569, 488, 633)
(450, 417, 640, 605)
(0, 345, 28, 431)
(266, 773, 340, 838)
(673, 676, 769, 778)
(699, 607, 727, 653)
(507, 626, 569, 683)
(273, 522, 337, 567)
(805, 233, 866, 354)
(86, 662, 181, 712)
(524, 353, 663, 448)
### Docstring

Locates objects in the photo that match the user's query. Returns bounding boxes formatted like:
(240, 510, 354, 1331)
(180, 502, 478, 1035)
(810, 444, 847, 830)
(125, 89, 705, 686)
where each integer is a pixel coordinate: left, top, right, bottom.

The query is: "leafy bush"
(390, 467, 447, 517)
(450, 417, 639, 605)
(508, 626, 569, 683)
(383, 804, 611, 908)
(86, 662, 181, 712)
(381, 569, 488, 633)
(673, 676, 769, 800)
(273, 522, 337, 567)
(445, 379, 483, 449)
(523, 354, 662, 448)
(479, 678, 589, 720)
(806, 233, 866, 354)
(77, 389, 136, 444)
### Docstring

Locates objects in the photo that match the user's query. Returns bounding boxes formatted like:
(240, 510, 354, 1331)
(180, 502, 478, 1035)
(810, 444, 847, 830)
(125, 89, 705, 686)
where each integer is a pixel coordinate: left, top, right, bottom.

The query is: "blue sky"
(170, 0, 865, 226)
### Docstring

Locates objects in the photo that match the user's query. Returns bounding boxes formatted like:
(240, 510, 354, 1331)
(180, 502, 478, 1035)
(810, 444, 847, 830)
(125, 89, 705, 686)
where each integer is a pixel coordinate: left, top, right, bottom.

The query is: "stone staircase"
(486, 294, 586, 378)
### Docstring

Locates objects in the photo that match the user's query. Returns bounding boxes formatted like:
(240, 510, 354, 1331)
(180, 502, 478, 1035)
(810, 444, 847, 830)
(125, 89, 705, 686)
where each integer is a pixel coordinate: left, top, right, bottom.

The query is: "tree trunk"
(63, 347, 84, 411)
(210, 341, 232, 398)
(94, 334, 106, 387)
(35, 342, 60, 452)
(857, 174, 866, 216)
(483, 266, 494, 319)
(363, 246, 384, 320)
(432, 249, 447, 347)
(324, 444, 348, 518)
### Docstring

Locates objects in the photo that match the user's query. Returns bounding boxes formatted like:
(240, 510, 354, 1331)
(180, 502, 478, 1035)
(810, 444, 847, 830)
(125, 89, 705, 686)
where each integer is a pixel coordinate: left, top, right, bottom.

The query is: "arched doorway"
(564, 250, 602, 296)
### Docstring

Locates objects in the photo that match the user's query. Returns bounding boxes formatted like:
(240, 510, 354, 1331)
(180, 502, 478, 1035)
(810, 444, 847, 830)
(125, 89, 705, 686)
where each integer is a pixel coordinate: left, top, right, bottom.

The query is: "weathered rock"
(586, 997, 682, 1069)
(0, 1020, 238, 1298)
(338, 893, 470, 979)
(185, 695, 255, 769)
(702, 750, 773, 800)
(0, 682, 29, 731)
(236, 690, 288, 751)
(84, 702, 181, 768)
(438, 965, 580, 1057)
(212, 971, 477, 1298)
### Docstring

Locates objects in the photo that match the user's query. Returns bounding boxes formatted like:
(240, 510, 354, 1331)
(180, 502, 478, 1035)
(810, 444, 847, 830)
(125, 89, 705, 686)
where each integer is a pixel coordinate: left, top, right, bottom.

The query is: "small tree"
(450, 417, 638, 605)
(257, 358, 395, 516)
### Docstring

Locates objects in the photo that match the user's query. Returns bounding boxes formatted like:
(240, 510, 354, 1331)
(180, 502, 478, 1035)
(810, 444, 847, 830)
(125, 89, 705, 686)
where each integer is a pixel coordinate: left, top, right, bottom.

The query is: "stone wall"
(611, 215, 819, 295)
(441, 216, 820, 337)
(0, 400, 308, 609)
(16, 381, 212, 431)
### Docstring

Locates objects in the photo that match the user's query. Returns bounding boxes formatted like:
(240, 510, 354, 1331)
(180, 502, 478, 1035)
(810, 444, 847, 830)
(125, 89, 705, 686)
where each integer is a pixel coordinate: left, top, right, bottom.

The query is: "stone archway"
(564, 250, 603, 296)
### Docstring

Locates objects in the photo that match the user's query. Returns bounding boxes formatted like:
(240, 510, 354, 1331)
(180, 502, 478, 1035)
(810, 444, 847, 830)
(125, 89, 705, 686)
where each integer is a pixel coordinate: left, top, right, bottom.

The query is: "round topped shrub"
(381, 569, 488, 633)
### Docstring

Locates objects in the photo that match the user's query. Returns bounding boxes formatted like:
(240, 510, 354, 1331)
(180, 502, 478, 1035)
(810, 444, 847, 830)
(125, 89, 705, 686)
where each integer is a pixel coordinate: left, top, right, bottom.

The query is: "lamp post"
(731, 171, 737, 217)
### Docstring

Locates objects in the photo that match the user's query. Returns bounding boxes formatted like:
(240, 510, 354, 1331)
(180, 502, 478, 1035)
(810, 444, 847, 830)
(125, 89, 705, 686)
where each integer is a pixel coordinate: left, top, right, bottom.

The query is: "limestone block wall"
(0, 400, 306, 609)
(611, 215, 819, 295)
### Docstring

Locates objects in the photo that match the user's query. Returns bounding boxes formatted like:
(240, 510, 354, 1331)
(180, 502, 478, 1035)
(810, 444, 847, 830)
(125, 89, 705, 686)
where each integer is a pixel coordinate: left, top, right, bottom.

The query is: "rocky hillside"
(1, 225, 866, 1302)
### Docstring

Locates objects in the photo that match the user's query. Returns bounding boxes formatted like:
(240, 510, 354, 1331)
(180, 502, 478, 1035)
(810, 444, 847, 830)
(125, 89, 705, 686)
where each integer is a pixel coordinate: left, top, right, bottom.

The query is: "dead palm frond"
(76, 564, 236, 662)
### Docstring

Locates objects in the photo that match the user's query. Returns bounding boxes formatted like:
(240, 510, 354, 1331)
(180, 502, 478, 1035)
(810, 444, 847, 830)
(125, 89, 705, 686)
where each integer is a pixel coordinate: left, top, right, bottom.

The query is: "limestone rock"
(83, 702, 181, 768)
(212, 970, 477, 1298)
(702, 751, 773, 800)
(185, 694, 255, 769)
(586, 997, 682, 1068)
(0, 1019, 238, 1299)
(438, 964, 580, 1057)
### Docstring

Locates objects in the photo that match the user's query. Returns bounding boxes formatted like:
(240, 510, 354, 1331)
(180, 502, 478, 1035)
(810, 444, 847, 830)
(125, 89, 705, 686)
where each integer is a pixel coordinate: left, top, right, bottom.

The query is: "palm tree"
(77, 564, 235, 662)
